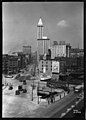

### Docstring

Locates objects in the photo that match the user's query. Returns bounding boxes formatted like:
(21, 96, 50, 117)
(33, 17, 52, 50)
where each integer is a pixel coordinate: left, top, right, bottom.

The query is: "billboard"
(52, 61, 60, 73)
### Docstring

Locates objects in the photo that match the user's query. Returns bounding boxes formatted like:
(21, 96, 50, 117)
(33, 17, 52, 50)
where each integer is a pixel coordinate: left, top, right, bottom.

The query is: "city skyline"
(3, 2, 83, 54)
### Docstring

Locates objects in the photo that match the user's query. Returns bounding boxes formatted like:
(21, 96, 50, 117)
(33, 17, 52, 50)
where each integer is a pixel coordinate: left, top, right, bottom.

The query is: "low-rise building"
(70, 48, 84, 57)
(38, 58, 66, 76)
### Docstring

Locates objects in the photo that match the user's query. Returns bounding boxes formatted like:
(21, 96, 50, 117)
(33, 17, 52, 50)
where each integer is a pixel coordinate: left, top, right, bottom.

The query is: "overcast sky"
(3, 2, 83, 54)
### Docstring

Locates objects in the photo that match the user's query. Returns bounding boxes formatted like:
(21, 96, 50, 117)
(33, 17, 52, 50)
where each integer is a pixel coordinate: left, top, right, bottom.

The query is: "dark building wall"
(77, 56, 84, 69)
(2, 53, 28, 74)
(2, 55, 9, 74)
(60, 61, 66, 73)
(65, 56, 84, 70)
(18, 53, 27, 69)
(66, 57, 77, 70)
(70, 48, 84, 57)
(8, 56, 18, 74)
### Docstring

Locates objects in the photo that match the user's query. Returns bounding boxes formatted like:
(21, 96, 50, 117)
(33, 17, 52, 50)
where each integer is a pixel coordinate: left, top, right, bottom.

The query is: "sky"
(3, 2, 83, 54)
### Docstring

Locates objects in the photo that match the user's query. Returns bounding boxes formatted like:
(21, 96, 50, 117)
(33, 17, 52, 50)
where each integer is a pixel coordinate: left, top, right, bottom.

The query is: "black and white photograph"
(2, 2, 84, 118)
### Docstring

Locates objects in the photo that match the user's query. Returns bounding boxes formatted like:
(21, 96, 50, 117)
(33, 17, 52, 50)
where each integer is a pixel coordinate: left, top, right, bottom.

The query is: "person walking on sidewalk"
(60, 94, 61, 99)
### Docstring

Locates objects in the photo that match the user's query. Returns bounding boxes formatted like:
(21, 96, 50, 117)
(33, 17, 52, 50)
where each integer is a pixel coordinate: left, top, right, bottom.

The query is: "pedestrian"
(60, 94, 61, 99)
(64, 92, 65, 97)
(73, 87, 75, 91)
(53, 96, 55, 102)
(51, 97, 53, 103)
(51, 95, 53, 103)
(47, 97, 50, 104)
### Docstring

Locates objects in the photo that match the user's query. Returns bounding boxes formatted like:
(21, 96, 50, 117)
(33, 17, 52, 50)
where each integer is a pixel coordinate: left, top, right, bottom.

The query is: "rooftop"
(70, 48, 84, 53)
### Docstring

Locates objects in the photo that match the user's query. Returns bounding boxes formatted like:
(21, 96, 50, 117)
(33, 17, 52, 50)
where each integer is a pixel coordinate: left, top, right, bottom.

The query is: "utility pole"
(31, 79, 34, 101)
(31, 85, 33, 101)
(38, 81, 40, 104)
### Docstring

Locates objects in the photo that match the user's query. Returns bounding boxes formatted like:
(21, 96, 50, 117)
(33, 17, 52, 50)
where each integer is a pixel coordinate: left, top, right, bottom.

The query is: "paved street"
(20, 91, 81, 118)
(2, 77, 67, 118)
(2, 76, 84, 118)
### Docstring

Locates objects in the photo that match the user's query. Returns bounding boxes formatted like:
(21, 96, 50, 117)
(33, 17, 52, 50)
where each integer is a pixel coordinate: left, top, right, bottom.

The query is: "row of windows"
(42, 67, 52, 71)
(42, 64, 52, 68)
(41, 61, 52, 64)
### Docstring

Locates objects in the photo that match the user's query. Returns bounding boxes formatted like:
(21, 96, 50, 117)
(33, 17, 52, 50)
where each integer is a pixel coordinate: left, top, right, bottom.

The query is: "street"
(2, 76, 84, 118)
(2, 77, 68, 118)
(14, 91, 81, 118)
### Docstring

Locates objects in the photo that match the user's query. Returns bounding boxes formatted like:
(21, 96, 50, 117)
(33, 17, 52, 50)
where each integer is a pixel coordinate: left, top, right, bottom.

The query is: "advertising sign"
(52, 61, 60, 73)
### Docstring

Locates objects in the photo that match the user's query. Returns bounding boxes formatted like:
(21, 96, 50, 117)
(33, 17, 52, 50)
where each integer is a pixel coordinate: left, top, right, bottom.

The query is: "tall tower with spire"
(37, 17, 44, 63)
(37, 17, 50, 63)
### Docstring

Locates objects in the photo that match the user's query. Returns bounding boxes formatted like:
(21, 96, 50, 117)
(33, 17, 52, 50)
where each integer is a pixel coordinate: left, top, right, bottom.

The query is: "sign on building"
(52, 61, 60, 73)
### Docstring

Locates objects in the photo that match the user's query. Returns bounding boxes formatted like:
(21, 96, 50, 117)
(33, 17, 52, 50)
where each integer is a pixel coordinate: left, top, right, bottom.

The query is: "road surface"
(18, 91, 82, 118)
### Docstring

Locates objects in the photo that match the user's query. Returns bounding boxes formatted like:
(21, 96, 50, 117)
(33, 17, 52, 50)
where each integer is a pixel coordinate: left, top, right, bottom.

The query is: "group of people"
(47, 94, 55, 104)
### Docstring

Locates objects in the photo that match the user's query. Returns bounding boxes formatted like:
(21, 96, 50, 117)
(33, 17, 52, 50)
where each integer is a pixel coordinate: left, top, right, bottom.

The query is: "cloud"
(57, 20, 67, 27)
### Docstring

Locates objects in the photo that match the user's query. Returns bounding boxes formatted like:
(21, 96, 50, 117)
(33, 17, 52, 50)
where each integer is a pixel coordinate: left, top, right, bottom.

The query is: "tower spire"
(37, 17, 43, 27)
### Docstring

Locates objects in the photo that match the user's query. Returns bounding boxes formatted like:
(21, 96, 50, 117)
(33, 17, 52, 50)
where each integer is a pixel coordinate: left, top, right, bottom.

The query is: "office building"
(50, 41, 71, 59)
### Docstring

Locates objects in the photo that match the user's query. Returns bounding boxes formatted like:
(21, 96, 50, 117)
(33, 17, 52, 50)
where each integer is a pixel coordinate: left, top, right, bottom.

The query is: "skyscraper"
(37, 17, 44, 63)
(37, 17, 50, 62)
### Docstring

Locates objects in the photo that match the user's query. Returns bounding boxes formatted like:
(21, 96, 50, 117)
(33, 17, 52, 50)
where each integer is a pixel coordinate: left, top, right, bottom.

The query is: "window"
(42, 64, 43, 67)
(46, 65, 48, 67)
(46, 67, 48, 70)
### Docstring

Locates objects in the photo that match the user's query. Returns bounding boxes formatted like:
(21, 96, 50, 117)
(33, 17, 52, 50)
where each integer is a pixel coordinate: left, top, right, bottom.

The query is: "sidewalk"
(37, 91, 68, 106)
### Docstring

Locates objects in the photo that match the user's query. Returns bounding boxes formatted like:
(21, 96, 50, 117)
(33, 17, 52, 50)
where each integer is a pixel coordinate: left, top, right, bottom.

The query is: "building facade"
(50, 41, 71, 59)
(8, 55, 18, 74)
(17, 52, 27, 69)
(2, 52, 28, 74)
(23, 45, 31, 63)
(38, 59, 66, 76)
(70, 48, 84, 57)
(2, 54, 9, 74)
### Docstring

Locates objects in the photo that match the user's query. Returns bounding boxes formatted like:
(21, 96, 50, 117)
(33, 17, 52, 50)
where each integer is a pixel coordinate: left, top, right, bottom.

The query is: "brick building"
(8, 55, 18, 74)
(2, 54, 9, 74)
